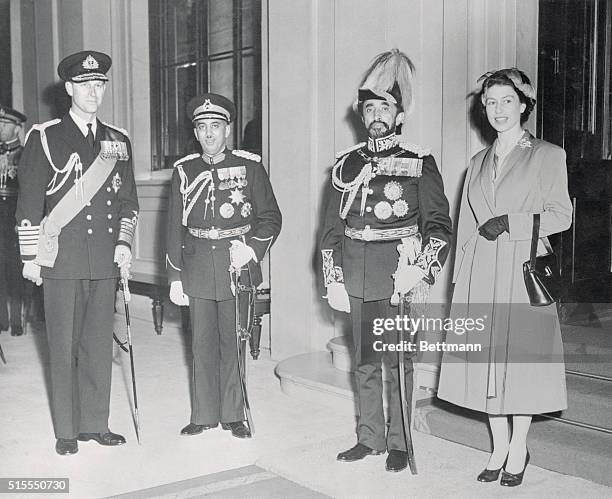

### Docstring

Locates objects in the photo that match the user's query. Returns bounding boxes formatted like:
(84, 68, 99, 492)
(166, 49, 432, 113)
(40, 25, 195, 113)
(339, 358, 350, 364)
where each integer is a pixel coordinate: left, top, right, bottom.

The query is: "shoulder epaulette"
(335, 142, 365, 159)
(400, 141, 431, 158)
(173, 153, 200, 168)
(24, 119, 61, 144)
(102, 121, 129, 138)
(232, 149, 261, 162)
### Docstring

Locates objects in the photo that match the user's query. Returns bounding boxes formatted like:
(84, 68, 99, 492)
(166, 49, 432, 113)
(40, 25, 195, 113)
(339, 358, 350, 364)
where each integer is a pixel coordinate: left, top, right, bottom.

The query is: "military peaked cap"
(0, 105, 26, 124)
(58, 51, 112, 82)
(187, 93, 236, 123)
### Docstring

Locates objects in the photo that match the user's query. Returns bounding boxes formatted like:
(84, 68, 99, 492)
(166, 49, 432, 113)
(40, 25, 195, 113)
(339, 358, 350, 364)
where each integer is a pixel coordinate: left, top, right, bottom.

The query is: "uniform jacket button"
(107, 214, 112, 219)
(107, 200, 112, 206)
(86, 214, 92, 220)
(366, 206, 372, 213)
(107, 187, 111, 192)
(87, 228, 93, 235)
(108, 227, 113, 233)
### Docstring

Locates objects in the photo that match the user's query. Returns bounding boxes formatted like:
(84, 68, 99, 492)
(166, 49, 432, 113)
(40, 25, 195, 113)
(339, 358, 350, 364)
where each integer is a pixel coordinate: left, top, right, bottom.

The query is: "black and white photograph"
(0, 0, 611, 497)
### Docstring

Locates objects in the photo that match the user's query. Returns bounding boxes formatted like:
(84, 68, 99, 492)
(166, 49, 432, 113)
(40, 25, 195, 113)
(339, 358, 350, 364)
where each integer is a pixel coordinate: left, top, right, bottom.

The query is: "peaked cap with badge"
(187, 93, 236, 123)
(57, 50, 112, 82)
(0, 105, 27, 125)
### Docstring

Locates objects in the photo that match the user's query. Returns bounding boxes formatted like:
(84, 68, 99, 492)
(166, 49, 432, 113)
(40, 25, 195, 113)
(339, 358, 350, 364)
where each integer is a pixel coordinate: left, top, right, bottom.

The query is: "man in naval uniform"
(0, 106, 27, 336)
(320, 49, 452, 472)
(16, 51, 139, 455)
(166, 93, 281, 439)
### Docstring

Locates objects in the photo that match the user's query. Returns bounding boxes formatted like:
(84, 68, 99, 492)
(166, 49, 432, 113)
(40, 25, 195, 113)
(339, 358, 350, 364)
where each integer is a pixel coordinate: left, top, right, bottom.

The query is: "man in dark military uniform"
(166, 93, 281, 439)
(0, 106, 27, 336)
(320, 49, 452, 472)
(16, 51, 139, 455)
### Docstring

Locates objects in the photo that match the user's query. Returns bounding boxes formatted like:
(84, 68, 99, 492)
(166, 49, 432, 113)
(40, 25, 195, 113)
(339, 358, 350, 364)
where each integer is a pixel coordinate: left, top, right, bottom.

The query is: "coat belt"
(0, 187, 17, 198)
(345, 224, 418, 242)
(188, 224, 251, 240)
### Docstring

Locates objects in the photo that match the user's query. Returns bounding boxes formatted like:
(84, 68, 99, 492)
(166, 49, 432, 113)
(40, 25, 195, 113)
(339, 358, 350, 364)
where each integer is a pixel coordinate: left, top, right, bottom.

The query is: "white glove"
(324, 282, 350, 313)
(114, 245, 132, 273)
(391, 265, 426, 305)
(23, 261, 43, 286)
(169, 280, 189, 306)
(229, 240, 256, 270)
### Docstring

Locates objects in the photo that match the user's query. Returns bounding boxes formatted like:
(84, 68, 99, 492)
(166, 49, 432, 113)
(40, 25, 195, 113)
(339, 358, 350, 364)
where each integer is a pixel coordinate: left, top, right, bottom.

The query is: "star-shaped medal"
(229, 188, 245, 205)
(112, 172, 122, 193)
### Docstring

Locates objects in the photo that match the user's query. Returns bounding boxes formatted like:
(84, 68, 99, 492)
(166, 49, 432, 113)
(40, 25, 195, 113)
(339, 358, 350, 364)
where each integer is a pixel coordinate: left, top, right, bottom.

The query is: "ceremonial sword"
(398, 294, 417, 474)
(0, 341, 6, 364)
(116, 274, 142, 444)
(232, 269, 255, 435)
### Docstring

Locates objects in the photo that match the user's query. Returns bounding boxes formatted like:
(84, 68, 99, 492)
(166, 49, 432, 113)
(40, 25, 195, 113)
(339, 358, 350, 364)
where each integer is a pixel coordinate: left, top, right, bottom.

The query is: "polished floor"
(0, 297, 610, 498)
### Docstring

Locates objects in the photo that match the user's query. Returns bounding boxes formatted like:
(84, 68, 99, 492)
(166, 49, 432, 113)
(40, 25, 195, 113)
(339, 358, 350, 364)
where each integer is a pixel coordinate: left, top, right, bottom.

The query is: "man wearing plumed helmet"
(320, 49, 452, 472)
(16, 50, 139, 455)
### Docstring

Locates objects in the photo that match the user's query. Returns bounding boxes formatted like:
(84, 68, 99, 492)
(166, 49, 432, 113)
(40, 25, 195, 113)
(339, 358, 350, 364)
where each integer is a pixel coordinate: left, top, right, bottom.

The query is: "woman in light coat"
(437, 68, 572, 487)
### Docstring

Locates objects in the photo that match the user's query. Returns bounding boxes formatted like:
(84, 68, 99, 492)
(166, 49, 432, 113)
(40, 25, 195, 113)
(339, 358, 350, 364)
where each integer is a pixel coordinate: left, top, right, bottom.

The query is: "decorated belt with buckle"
(0, 186, 17, 198)
(188, 224, 251, 240)
(345, 224, 419, 242)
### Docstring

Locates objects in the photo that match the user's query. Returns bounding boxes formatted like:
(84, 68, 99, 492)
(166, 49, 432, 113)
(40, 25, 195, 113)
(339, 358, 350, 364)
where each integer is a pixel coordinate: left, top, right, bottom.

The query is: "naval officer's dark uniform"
(0, 107, 26, 334)
(166, 147, 281, 429)
(320, 133, 452, 453)
(16, 115, 138, 439)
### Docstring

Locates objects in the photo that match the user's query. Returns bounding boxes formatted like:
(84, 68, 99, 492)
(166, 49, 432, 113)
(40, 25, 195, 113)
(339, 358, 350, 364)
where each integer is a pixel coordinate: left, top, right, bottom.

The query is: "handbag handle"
(530, 213, 540, 269)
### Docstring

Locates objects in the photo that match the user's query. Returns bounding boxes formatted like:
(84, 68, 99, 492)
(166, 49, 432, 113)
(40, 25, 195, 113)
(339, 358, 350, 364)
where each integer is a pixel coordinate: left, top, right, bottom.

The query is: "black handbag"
(522, 214, 560, 306)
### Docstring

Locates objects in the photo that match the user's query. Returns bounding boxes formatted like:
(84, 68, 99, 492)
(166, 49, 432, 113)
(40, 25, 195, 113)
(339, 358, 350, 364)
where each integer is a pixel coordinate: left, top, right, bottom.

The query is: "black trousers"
(43, 278, 116, 439)
(349, 296, 415, 452)
(0, 197, 24, 331)
(188, 298, 244, 425)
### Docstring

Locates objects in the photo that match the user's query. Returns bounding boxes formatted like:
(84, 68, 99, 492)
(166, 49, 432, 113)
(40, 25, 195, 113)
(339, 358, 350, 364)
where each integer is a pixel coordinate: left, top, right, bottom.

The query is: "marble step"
(275, 351, 354, 413)
(420, 398, 612, 488)
(560, 374, 612, 430)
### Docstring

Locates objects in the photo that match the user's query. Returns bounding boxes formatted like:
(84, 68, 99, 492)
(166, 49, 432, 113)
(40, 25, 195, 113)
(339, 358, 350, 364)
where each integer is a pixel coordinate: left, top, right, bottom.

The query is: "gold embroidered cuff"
(117, 214, 138, 248)
(415, 237, 446, 284)
(322, 249, 344, 286)
(17, 220, 40, 261)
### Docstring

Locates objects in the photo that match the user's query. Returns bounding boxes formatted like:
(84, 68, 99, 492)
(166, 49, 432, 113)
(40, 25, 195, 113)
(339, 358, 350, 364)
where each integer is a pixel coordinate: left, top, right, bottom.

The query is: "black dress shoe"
(77, 431, 126, 446)
(337, 443, 385, 462)
(221, 421, 251, 439)
(10, 325, 23, 336)
(477, 467, 503, 482)
(55, 438, 78, 455)
(385, 450, 408, 472)
(500, 451, 530, 487)
(477, 455, 508, 482)
(180, 422, 218, 435)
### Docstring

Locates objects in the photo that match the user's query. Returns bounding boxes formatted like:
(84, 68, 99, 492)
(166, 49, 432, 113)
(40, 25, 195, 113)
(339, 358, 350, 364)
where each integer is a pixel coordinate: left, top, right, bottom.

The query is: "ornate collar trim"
(367, 133, 398, 153)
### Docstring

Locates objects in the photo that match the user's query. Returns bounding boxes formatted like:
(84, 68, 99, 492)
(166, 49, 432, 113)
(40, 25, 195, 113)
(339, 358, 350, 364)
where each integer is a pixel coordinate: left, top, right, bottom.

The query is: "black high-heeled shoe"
(477, 455, 508, 482)
(500, 450, 530, 487)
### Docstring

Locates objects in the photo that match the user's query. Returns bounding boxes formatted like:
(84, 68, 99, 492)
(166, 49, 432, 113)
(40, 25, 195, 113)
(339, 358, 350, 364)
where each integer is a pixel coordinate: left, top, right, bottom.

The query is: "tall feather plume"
(358, 48, 416, 115)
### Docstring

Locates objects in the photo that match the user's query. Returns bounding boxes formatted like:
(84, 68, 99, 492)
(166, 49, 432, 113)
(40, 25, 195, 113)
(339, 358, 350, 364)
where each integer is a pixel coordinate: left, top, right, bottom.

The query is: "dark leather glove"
(478, 214, 509, 241)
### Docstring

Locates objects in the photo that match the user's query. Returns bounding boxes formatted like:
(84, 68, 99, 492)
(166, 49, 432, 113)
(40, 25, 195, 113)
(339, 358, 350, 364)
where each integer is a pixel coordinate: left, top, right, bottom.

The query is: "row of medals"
(217, 174, 252, 220)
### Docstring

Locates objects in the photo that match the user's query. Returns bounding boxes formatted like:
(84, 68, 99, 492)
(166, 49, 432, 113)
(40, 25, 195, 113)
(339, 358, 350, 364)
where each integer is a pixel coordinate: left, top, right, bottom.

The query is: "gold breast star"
(229, 188, 245, 205)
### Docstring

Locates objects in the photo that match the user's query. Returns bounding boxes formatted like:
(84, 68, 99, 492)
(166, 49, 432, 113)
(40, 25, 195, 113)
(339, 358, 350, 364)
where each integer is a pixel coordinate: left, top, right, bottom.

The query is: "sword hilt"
(121, 274, 131, 302)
